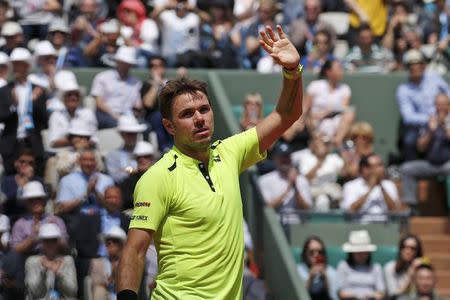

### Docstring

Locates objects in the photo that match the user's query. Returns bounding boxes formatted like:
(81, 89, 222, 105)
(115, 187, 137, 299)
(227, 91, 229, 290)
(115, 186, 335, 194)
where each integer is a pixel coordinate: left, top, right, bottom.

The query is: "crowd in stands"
(0, 0, 447, 299)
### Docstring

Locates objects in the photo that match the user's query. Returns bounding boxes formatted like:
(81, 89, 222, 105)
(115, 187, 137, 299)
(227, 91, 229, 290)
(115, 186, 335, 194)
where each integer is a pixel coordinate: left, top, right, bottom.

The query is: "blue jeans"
(96, 110, 117, 129)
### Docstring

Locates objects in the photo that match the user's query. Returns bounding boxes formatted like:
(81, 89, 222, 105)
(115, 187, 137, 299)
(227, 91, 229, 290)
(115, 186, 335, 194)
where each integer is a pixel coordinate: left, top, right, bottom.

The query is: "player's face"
(165, 91, 214, 151)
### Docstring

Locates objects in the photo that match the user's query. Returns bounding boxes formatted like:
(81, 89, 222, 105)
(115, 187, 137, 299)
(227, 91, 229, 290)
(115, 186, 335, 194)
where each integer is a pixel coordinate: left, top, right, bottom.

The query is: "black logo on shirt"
(135, 202, 151, 207)
(131, 215, 148, 221)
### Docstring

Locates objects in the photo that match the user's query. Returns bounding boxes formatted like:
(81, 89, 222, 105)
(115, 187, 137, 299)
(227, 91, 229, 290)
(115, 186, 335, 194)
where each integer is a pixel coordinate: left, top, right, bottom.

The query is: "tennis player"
(117, 25, 303, 300)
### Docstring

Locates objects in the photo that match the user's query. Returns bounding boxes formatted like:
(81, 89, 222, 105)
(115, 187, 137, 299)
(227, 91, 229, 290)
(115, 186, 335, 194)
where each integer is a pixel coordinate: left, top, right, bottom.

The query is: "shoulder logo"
(211, 140, 222, 150)
(131, 215, 148, 221)
(135, 201, 151, 207)
(213, 154, 221, 162)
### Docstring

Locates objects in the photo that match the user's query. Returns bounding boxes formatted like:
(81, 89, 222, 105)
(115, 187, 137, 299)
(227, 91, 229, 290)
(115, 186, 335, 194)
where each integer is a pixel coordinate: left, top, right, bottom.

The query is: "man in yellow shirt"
(117, 25, 303, 300)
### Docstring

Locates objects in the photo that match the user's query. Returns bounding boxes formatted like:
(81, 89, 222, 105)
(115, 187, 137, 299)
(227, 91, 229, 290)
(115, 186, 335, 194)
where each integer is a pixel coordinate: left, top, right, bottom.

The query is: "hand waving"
(259, 25, 300, 70)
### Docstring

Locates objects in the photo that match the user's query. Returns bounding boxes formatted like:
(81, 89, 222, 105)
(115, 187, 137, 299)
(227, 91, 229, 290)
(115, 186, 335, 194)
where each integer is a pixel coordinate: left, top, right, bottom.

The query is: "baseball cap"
(1, 21, 22, 36)
(272, 142, 293, 156)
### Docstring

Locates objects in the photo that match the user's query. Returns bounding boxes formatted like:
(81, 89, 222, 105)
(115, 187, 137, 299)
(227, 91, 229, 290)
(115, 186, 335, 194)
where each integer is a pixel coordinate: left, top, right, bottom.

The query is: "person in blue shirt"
(396, 49, 450, 161)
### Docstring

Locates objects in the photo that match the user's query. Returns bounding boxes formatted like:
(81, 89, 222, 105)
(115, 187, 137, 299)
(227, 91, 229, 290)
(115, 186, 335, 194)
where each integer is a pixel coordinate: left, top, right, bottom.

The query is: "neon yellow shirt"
(130, 127, 266, 300)
(349, 0, 387, 37)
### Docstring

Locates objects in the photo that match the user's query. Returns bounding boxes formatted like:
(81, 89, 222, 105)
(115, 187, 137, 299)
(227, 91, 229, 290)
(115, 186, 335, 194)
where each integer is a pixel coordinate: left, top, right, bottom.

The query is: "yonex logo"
(135, 202, 151, 207)
(131, 215, 148, 221)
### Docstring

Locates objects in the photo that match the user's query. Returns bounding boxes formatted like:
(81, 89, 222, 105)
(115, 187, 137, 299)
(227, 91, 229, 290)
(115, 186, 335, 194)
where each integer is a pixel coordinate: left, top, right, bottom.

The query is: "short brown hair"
(159, 77, 210, 120)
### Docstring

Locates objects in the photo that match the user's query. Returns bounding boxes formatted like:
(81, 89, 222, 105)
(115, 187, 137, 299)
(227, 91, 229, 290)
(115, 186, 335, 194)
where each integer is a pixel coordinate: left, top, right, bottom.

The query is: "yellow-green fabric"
(130, 127, 266, 300)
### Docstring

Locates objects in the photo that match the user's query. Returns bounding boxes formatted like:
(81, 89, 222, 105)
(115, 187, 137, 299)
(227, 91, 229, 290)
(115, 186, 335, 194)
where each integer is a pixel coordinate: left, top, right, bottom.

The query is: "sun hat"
(59, 77, 80, 93)
(100, 19, 120, 34)
(0, 52, 8, 65)
(134, 141, 155, 157)
(20, 181, 47, 200)
(114, 46, 137, 65)
(34, 40, 57, 57)
(101, 226, 127, 243)
(38, 223, 63, 240)
(68, 119, 93, 137)
(9, 47, 31, 63)
(48, 18, 70, 34)
(54, 70, 78, 91)
(342, 230, 377, 253)
(1, 21, 23, 36)
(404, 49, 425, 65)
(0, 215, 10, 233)
(117, 115, 146, 133)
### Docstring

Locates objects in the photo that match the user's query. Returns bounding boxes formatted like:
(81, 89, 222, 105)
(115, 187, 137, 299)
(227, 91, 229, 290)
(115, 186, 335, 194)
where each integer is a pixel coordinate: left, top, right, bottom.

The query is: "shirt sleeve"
(296, 176, 312, 206)
(384, 261, 397, 296)
(129, 170, 171, 231)
(341, 182, 357, 210)
(382, 181, 399, 202)
(48, 112, 68, 145)
(221, 127, 267, 174)
(396, 85, 429, 125)
(56, 175, 77, 203)
(90, 73, 105, 97)
(374, 264, 386, 292)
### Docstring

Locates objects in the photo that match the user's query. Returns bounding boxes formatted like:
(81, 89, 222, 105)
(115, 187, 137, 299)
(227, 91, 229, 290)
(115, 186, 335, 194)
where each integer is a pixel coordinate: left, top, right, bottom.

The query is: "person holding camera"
(400, 93, 450, 206)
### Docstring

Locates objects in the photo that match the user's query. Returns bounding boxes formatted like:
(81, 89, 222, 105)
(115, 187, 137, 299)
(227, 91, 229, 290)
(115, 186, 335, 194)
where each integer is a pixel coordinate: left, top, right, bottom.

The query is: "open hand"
(259, 25, 300, 70)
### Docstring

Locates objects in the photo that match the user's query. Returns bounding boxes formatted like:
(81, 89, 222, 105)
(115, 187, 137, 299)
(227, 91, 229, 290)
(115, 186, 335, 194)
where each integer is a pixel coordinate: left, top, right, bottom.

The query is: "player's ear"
(162, 118, 175, 136)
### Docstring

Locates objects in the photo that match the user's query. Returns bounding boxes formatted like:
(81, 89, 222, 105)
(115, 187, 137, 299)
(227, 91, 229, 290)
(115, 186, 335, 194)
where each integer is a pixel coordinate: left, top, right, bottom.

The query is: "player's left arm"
(256, 25, 303, 154)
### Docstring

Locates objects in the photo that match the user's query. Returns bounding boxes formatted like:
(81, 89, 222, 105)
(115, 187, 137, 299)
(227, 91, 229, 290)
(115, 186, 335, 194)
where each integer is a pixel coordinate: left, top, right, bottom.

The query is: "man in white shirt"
(259, 142, 312, 224)
(91, 46, 142, 129)
(342, 153, 399, 223)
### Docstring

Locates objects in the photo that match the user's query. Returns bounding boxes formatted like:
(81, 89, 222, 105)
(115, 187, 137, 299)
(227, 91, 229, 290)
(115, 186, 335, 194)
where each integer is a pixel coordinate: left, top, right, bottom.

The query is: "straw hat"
(342, 230, 377, 253)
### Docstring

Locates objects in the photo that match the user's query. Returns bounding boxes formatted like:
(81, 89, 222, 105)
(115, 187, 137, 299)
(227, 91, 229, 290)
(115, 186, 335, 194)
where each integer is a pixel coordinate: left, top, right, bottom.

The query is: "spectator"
(56, 148, 114, 216)
(71, 0, 105, 49)
(156, 0, 204, 67)
(0, 48, 48, 177)
(342, 153, 399, 223)
(301, 29, 335, 73)
(3, 181, 67, 299)
(396, 49, 450, 161)
(258, 142, 312, 223)
(0, 0, 10, 31)
(47, 18, 85, 68)
(0, 21, 25, 55)
(400, 93, 450, 206)
(116, 0, 160, 67)
(344, 0, 388, 47)
(397, 263, 447, 300)
(25, 223, 77, 300)
(0, 52, 9, 88)
(28, 41, 58, 94)
(88, 226, 127, 300)
(83, 18, 120, 68)
(140, 56, 173, 152)
(105, 115, 146, 183)
(337, 230, 385, 300)
(292, 133, 344, 211)
(297, 236, 338, 300)
(304, 59, 354, 147)
(339, 121, 375, 184)
(47, 73, 97, 149)
(91, 45, 142, 129)
(119, 141, 156, 210)
(240, 92, 264, 131)
(384, 234, 424, 298)
(1, 149, 41, 223)
(344, 24, 393, 73)
(232, 0, 257, 24)
(289, 0, 335, 57)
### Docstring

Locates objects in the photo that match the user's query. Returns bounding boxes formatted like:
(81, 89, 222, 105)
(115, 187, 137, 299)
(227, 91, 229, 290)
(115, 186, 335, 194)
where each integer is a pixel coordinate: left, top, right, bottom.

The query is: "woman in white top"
(304, 59, 355, 147)
(384, 234, 424, 298)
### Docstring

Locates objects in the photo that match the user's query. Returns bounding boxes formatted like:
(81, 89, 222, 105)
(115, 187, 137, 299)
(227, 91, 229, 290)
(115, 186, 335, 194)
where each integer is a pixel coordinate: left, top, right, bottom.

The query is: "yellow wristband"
(282, 64, 303, 80)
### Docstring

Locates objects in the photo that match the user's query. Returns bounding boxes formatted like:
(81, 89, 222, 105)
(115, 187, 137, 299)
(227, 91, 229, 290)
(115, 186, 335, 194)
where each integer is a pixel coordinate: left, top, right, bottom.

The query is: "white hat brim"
(118, 124, 147, 133)
(342, 243, 377, 253)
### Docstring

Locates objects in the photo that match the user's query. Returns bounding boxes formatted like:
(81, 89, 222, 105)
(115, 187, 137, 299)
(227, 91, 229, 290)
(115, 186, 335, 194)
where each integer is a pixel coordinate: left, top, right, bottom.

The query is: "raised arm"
(256, 25, 303, 153)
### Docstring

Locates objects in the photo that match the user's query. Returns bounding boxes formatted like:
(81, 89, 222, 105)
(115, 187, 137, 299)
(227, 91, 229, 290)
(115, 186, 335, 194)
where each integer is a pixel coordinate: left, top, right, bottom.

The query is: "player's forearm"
(117, 242, 146, 293)
(275, 74, 303, 124)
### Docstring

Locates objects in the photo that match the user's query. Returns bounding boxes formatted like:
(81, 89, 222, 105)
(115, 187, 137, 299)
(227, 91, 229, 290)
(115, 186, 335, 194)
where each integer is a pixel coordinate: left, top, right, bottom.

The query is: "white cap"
(68, 119, 93, 137)
(342, 230, 377, 253)
(114, 46, 137, 65)
(9, 47, 31, 63)
(20, 181, 47, 200)
(101, 226, 127, 243)
(0, 52, 8, 65)
(117, 115, 146, 133)
(1, 21, 23, 36)
(0, 215, 10, 232)
(38, 223, 63, 240)
(134, 141, 155, 157)
(54, 70, 78, 91)
(100, 19, 120, 34)
(404, 49, 425, 65)
(48, 18, 70, 33)
(34, 40, 57, 57)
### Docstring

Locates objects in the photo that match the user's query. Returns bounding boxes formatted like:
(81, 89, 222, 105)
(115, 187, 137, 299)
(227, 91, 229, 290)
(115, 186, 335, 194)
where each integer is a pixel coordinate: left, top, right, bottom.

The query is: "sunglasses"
(19, 159, 34, 165)
(308, 249, 324, 256)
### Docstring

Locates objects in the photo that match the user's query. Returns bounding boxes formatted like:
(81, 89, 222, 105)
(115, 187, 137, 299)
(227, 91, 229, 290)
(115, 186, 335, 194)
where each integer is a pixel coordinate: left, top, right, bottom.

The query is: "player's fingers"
(259, 40, 273, 53)
(277, 25, 286, 39)
(266, 26, 278, 42)
(260, 31, 274, 47)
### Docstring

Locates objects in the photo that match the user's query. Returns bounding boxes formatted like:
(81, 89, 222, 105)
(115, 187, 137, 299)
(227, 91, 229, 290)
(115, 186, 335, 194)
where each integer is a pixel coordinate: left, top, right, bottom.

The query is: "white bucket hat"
(0, 52, 8, 65)
(9, 47, 31, 63)
(48, 18, 70, 34)
(114, 46, 137, 65)
(100, 19, 120, 34)
(60, 78, 80, 93)
(1, 21, 23, 36)
(69, 119, 93, 137)
(117, 115, 146, 133)
(101, 226, 127, 243)
(54, 70, 78, 91)
(38, 223, 63, 240)
(34, 40, 57, 57)
(20, 181, 47, 200)
(134, 141, 155, 157)
(342, 230, 377, 253)
(0, 215, 10, 233)
(404, 49, 425, 65)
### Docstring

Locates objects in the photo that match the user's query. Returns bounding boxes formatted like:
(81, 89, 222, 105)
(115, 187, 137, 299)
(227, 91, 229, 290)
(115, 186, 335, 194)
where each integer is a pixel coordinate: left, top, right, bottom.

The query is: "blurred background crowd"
(0, 0, 448, 299)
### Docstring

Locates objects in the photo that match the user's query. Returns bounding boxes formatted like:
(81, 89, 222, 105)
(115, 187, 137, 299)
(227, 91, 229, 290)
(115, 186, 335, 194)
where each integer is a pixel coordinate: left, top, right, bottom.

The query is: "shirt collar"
(170, 145, 214, 168)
